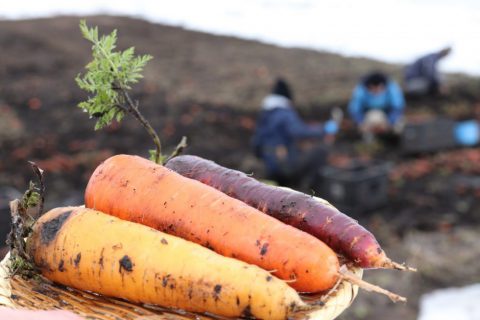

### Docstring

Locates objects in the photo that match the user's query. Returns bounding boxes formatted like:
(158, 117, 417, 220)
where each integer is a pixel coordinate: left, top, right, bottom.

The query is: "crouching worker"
(252, 78, 338, 188)
(348, 72, 405, 141)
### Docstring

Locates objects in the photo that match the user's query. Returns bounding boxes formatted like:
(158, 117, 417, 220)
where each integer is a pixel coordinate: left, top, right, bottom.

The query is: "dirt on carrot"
(165, 155, 409, 270)
(85, 154, 340, 293)
(27, 206, 307, 319)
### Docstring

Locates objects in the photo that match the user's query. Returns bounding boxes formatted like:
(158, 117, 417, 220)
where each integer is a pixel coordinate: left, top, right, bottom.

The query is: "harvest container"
(401, 118, 456, 154)
(314, 161, 391, 214)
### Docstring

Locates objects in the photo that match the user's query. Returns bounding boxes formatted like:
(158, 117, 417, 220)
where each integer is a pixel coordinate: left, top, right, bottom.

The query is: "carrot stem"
(28, 161, 45, 217)
(7, 162, 46, 278)
(166, 136, 188, 163)
(120, 90, 163, 164)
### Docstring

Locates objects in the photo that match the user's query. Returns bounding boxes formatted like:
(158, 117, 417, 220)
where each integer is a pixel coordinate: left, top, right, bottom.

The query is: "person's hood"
(261, 94, 292, 111)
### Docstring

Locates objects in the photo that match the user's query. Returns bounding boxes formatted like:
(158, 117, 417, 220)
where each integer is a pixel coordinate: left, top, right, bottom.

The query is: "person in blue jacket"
(348, 72, 405, 138)
(252, 78, 338, 186)
(404, 47, 451, 96)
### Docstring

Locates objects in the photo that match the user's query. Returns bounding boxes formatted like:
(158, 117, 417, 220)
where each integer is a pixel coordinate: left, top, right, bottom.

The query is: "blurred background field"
(0, 7, 480, 320)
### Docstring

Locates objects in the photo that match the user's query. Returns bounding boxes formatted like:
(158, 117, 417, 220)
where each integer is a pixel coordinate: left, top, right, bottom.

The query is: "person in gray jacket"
(404, 47, 452, 96)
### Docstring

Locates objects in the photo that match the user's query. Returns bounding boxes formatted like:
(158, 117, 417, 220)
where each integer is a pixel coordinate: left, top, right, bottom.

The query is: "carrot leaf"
(76, 20, 188, 164)
(76, 20, 163, 163)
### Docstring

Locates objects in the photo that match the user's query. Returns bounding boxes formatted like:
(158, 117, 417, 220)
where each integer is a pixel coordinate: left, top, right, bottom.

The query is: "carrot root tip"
(283, 278, 297, 284)
(384, 259, 417, 272)
(338, 265, 407, 303)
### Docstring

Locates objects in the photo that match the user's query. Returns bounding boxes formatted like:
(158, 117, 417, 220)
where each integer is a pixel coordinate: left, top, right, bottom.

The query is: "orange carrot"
(165, 155, 407, 270)
(85, 154, 340, 293)
(27, 206, 307, 319)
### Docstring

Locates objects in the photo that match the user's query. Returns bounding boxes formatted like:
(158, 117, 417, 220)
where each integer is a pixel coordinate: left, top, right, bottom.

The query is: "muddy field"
(1, 15, 480, 320)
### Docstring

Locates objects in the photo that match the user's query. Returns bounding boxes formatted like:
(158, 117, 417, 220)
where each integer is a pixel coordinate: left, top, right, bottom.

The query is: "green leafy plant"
(76, 20, 181, 164)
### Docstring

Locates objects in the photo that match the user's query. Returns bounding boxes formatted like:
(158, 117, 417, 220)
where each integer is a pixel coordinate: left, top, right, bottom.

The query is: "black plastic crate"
(401, 118, 456, 154)
(313, 161, 391, 214)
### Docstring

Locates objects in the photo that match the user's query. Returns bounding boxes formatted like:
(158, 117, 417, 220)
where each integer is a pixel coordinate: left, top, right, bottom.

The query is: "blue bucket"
(455, 120, 480, 146)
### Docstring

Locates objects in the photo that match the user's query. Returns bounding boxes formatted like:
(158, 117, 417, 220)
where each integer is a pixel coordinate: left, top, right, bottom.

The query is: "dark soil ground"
(1, 15, 480, 320)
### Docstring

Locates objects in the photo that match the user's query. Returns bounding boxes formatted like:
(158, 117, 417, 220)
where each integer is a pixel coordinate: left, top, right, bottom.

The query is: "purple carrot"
(166, 155, 412, 270)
